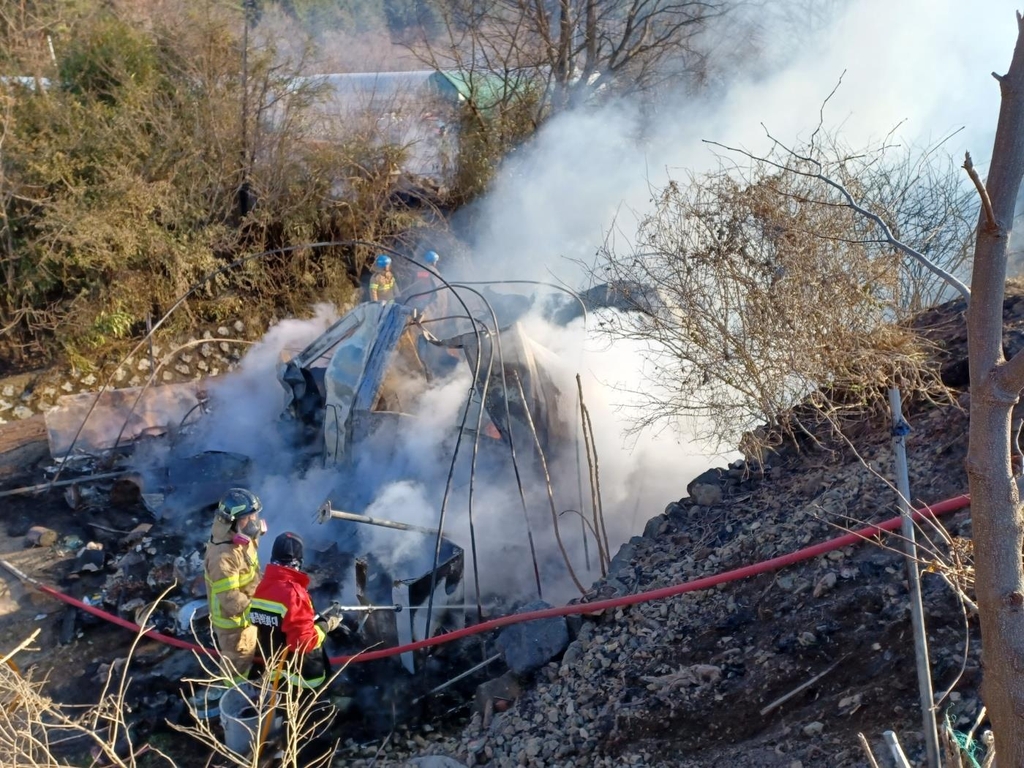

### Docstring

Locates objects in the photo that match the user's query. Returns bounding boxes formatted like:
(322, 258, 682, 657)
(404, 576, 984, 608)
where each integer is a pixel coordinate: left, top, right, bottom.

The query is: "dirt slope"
(369, 290, 991, 767)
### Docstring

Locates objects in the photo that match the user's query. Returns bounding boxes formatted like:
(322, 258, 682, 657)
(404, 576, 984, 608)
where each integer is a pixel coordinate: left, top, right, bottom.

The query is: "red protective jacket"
(246, 563, 329, 688)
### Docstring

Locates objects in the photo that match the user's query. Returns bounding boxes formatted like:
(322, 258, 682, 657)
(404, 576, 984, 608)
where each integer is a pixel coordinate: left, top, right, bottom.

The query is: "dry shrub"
(0, 615, 344, 766)
(171, 646, 345, 768)
(597, 137, 974, 456)
(0, 621, 176, 768)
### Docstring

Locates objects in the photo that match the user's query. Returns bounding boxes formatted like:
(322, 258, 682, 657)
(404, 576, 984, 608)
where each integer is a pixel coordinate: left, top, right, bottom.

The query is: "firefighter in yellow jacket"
(204, 487, 266, 683)
(369, 254, 397, 301)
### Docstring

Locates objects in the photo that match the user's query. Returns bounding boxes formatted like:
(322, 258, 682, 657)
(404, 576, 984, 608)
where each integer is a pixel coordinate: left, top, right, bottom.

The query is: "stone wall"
(0, 320, 254, 425)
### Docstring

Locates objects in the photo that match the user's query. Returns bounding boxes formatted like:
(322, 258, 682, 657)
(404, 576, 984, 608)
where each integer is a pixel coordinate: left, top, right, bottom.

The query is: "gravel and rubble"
(355, 387, 980, 767)
(5, 285, 1021, 766)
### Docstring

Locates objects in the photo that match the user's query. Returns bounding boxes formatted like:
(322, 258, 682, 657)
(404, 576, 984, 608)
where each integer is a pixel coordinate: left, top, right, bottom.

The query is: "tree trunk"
(556, 0, 573, 100)
(583, 0, 598, 80)
(967, 12, 1024, 765)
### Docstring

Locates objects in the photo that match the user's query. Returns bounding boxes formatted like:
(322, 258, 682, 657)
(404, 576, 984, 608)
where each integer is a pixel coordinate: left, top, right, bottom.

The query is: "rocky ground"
(0, 284, 1002, 767)
(361, 400, 976, 768)
(352, 288, 989, 767)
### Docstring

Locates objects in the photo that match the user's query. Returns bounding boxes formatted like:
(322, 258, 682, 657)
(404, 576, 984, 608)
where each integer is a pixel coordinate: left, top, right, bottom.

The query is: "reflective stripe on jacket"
(246, 563, 329, 689)
(204, 517, 259, 630)
(370, 270, 396, 299)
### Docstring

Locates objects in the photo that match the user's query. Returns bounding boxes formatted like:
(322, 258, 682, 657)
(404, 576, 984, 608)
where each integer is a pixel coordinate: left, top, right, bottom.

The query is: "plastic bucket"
(219, 687, 260, 757)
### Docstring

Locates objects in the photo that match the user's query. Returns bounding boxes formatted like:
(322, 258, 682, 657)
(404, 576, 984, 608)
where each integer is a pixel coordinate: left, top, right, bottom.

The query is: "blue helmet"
(375, 254, 392, 270)
(423, 250, 439, 266)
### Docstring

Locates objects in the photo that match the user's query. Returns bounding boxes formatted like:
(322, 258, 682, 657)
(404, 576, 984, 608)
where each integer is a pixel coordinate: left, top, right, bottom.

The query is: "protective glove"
(316, 613, 343, 635)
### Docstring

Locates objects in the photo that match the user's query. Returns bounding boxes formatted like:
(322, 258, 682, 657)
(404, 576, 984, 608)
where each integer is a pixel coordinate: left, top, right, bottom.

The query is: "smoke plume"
(179, 0, 1018, 606)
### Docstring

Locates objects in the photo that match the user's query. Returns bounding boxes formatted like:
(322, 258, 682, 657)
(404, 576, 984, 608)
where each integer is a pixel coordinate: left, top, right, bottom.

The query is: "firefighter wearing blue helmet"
(369, 254, 397, 301)
(406, 249, 443, 307)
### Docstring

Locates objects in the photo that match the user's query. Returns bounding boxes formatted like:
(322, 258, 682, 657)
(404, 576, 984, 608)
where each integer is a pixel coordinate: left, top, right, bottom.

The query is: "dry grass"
(0, 606, 346, 767)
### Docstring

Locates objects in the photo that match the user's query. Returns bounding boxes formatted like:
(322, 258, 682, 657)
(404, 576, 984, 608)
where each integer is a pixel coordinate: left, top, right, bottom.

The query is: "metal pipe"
(412, 653, 502, 704)
(316, 502, 438, 536)
(0, 471, 130, 499)
(889, 387, 940, 768)
(332, 604, 403, 614)
(883, 730, 913, 768)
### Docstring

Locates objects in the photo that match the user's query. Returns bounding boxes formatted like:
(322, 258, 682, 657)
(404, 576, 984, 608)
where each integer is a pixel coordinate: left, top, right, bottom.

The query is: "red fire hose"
(0, 559, 206, 654)
(0, 494, 971, 665)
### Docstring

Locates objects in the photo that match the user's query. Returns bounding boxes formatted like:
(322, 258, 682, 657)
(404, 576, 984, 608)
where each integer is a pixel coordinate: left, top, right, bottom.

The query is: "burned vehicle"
(276, 298, 571, 468)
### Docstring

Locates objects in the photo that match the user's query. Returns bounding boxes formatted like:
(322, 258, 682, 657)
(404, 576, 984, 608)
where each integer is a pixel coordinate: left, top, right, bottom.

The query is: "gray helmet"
(216, 488, 262, 524)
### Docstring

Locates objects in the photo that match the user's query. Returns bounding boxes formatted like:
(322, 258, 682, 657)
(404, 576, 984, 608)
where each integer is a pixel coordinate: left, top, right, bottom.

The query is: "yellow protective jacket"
(204, 517, 260, 630)
(369, 270, 396, 300)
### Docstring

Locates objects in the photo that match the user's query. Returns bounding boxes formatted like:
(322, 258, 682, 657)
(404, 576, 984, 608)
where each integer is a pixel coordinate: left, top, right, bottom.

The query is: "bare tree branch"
(592, 132, 966, 453)
(703, 136, 972, 302)
(963, 151, 998, 234)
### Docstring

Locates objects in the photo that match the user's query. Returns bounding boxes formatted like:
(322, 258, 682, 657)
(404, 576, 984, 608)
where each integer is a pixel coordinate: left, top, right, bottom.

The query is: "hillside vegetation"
(0, 0, 437, 371)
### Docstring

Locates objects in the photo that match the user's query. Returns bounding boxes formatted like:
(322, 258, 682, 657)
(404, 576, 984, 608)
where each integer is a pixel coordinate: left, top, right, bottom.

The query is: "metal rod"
(403, 282, 555, 603)
(0, 471, 129, 499)
(575, 390, 591, 572)
(422, 283, 543, 643)
(458, 307, 498, 631)
(510, 369, 585, 593)
(883, 730, 913, 768)
(889, 387, 941, 768)
(317, 502, 438, 536)
(333, 604, 403, 614)
(577, 374, 608, 575)
(413, 653, 502, 703)
(857, 733, 881, 768)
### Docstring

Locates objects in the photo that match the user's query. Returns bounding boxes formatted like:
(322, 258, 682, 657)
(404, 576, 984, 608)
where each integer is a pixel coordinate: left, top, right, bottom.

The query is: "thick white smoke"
(174, 301, 715, 606)
(177, 0, 1019, 607)
(196, 303, 339, 465)
(464, 0, 1018, 287)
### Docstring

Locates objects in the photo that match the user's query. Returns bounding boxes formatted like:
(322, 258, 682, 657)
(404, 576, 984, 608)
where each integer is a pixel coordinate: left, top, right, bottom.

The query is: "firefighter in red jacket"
(246, 532, 341, 690)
